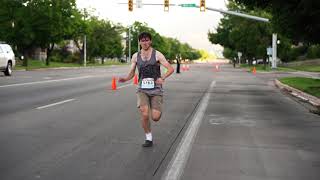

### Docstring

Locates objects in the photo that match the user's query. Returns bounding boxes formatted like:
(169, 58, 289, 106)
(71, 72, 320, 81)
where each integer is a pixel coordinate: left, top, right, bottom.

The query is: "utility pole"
(128, 26, 131, 62)
(84, 35, 87, 67)
(137, 30, 140, 51)
(237, 52, 242, 66)
(272, 33, 277, 69)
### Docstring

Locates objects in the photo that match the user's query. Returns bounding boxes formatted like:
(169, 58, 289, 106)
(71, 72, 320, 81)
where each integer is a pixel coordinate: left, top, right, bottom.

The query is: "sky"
(76, 0, 227, 56)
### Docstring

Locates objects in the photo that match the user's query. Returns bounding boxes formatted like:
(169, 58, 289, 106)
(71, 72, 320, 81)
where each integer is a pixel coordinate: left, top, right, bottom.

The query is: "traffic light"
(200, 0, 205, 12)
(164, 0, 169, 12)
(128, 0, 133, 11)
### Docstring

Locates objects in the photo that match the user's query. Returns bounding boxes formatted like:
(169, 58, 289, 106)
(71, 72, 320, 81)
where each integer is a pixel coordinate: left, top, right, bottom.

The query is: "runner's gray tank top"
(136, 49, 163, 95)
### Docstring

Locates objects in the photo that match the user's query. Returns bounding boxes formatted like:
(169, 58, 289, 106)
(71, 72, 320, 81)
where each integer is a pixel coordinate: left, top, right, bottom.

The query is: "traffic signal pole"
(202, 6, 278, 69)
(205, 6, 269, 22)
(121, 2, 268, 23)
(128, 26, 131, 62)
(121, 1, 277, 68)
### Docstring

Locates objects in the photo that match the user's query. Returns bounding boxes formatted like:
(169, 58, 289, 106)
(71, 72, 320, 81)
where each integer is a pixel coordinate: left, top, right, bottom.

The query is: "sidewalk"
(288, 71, 320, 79)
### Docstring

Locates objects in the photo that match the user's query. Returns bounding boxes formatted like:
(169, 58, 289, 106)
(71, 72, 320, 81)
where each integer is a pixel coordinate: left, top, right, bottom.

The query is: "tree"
(0, 0, 80, 65)
(0, 0, 34, 65)
(128, 22, 200, 62)
(86, 17, 123, 63)
(165, 38, 181, 60)
(208, 0, 273, 65)
(235, 0, 320, 44)
(34, 0, 79, 65)
(223, 47, 237, 60)
(70, 8, 89, 64)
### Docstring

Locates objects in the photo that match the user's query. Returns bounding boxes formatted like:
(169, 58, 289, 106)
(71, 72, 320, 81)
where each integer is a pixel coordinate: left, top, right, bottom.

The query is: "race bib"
(141, 78, 155, 89)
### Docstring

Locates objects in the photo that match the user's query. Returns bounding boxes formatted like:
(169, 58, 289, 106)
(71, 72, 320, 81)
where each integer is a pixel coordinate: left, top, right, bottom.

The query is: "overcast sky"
(76, 0, 227, 54)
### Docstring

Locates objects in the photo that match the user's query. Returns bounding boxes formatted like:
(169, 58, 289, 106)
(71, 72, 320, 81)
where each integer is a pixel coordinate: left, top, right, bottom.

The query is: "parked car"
(0, 43, 15, 76)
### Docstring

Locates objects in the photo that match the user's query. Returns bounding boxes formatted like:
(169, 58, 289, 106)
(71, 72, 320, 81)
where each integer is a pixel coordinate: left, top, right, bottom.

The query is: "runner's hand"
(155, 78, 164, 85)
(118, 77, 126, 83)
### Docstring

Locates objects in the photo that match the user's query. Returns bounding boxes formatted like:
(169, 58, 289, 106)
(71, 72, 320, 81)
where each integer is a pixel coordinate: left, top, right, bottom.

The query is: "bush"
(49, 55, 61, 62)
(49, 49, 62, 62)
(48, 49, 81, 64)
(307, 44, 320, 59)
(281, 46, 308, 62)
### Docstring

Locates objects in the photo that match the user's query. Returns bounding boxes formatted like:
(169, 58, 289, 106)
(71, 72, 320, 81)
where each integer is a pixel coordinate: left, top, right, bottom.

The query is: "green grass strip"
(286, 65, 320, 72)
(14, 59, 127, 70)
(279, 77, 320, 98)
(240, 64, 295, 72)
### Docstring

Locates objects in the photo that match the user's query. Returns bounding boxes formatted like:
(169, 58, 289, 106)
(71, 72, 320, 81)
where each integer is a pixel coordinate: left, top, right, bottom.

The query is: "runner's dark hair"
(138, 32, 152, 41)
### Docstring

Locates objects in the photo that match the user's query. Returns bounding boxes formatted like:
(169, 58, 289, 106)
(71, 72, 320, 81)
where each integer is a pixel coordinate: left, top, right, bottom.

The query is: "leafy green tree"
(86, 17, 123, 63)
(127, 22, 200, 62)
(223, 47, 237, 59)
(208, 0, 273, 66)
(70, 8, 89, 64)
(0, 0, 34, 65)
(165, 37, 181, 60)
(0, 0, 79, 66)
(234, 0, 320, 44)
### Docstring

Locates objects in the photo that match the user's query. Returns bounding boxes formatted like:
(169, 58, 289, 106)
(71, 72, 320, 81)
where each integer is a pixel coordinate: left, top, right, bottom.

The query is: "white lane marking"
(117, 83, 134, 89)
(162, 81, 216, 180)
(0, 76, 93, 88)
(36, 99, 75, 110)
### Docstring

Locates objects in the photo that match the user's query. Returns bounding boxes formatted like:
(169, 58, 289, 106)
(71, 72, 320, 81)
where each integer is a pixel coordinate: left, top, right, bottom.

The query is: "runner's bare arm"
(157, 51, 174, 81)
(119, 53, 137, 82)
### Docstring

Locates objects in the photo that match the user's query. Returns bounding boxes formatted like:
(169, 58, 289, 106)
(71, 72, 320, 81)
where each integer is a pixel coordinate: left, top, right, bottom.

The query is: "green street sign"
(180, 3, 196, 8)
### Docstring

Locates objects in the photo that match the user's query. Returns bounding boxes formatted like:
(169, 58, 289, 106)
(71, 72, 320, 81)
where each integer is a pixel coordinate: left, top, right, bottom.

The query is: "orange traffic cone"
(111, 77, 117, 90)
(252, 67, 256, 74)
(133, 74, 138, 85)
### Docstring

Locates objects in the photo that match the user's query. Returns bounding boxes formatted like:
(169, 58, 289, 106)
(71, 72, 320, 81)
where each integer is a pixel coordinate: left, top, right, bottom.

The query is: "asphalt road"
(0, 64, 319, 180)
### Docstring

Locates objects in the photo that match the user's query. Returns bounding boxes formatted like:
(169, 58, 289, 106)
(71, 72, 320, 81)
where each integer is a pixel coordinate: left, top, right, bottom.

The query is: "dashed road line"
(36, 99, 75, 110)
(0, 76, 93, 88)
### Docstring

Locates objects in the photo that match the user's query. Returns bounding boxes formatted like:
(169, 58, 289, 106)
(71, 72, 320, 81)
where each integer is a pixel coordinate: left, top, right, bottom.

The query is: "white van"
(0, 43, 15, 76)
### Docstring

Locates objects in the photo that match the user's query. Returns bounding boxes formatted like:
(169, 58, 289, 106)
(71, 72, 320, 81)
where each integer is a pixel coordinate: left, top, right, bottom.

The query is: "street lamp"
(84, 35, 86, 67)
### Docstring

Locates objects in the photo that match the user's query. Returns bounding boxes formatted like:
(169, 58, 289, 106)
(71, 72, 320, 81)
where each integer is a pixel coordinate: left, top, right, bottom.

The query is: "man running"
(119, 32, 174, 147)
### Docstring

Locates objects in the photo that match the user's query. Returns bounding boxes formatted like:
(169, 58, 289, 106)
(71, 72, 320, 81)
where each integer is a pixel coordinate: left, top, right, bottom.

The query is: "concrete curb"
(274, 79, 320, 107)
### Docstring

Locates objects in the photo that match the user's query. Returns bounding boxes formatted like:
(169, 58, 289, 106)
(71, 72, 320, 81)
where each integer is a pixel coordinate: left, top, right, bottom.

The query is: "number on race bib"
(141, 78, 155, 89)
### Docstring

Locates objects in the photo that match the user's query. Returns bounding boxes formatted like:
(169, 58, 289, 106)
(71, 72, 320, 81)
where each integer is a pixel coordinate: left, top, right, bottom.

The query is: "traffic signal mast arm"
(123, 1, 269, 22)
(205, 6, 269, 23)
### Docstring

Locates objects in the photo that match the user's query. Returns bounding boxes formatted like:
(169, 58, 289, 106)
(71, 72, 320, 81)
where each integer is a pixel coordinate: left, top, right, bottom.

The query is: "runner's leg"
(137, 92, 151, 133)
(151, 95, 163, 122)
(139, 105, 151, 133)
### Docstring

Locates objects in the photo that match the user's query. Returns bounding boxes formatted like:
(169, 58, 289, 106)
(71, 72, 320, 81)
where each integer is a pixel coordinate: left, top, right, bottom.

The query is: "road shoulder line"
(161, 81, 216, 180)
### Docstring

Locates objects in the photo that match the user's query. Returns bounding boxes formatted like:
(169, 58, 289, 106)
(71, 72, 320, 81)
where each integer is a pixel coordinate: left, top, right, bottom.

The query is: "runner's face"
(139, 37, 152, 50)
